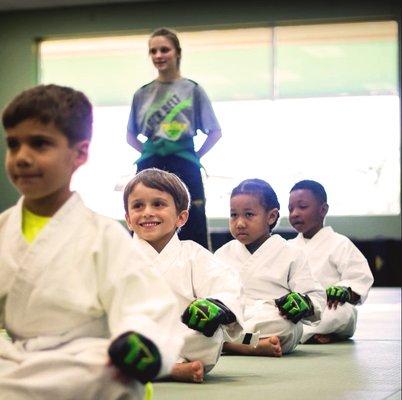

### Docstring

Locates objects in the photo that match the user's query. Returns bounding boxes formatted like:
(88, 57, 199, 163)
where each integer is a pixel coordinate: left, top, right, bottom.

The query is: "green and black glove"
(181, 298, 236, 337)
(275, 292, 314, 323)
(108, 331, 161, 383)
(326, 286, 352, 304)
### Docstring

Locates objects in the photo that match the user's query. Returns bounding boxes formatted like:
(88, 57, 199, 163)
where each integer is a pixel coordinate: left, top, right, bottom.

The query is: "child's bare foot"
(310, 333, 340, 344)
(171, 360, 204, 383)
(223, 336, 282, 357)
(253, 336, 282, 357)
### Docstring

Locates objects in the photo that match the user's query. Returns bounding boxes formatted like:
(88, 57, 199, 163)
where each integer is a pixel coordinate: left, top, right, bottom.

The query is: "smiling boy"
(123, 168, 243, 383)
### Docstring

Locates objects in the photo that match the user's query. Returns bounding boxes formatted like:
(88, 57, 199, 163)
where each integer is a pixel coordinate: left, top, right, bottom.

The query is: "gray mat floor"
(153, 287, 401, 400)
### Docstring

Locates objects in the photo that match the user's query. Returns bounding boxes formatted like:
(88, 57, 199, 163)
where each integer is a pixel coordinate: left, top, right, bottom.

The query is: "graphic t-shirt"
(127, 78, 220, 142)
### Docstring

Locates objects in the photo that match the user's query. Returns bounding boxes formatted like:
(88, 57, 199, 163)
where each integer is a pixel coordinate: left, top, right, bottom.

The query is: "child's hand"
(108, 331, 161, 384)
(181, 298, 236, 337)
(326, 286, 352, 309)
(275, 292, 314, 323)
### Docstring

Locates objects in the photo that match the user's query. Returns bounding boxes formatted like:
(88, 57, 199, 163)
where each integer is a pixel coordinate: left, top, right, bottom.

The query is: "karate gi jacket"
(288, 227, 374, 303)
(131, 233, 244, 367)
(0, 193, 183, 399)
(215, 234, 326, 325)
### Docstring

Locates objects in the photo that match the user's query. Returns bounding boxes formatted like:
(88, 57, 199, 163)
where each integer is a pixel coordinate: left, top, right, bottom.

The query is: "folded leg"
(0, 338, 143, 400)
(301, 303, 357, 344)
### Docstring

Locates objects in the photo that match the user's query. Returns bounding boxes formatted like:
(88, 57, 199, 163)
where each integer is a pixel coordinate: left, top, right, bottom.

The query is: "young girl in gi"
(288, 179, 374, 344)
(215, 179, 325, 356)
(123, 168, 243, 383)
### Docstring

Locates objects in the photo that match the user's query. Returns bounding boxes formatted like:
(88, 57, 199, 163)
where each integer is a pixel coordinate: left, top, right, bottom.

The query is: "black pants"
(137, 154, 210, 250)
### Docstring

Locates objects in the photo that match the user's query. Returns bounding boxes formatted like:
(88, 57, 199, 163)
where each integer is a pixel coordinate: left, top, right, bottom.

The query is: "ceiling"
(0, 0, 158, 12)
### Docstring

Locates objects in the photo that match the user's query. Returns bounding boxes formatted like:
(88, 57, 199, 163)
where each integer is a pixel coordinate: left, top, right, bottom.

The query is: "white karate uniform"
(215, 234, 325, 354)
(131, 234, 244, 372)
(288, 227, 374, 343)
(0, 193, 183, 400)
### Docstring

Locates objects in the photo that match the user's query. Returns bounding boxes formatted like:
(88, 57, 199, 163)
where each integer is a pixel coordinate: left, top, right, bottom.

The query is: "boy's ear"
(177, 210, 189, 228)
(72, 140, 89, 169)
(125, 213, 133, 232)
(320, 202, 329, 218)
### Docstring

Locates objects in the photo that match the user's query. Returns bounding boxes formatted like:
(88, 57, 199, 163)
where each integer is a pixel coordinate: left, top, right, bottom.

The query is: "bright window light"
(39, 22, 400, 221)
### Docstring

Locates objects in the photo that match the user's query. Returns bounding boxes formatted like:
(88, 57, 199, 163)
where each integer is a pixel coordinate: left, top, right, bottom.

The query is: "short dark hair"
(290, 180, 327, 204)
(2, 84, 93, 144)
(149, 27, 182, 68)
(231, 178, 280, 230)
(123, 168, 190, 214)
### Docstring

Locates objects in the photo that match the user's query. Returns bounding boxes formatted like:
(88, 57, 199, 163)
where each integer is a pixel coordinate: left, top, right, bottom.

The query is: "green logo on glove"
(181, 298, 236, 337)
(124, 334, 157, 372)
(281, 292, 310, 316)
(326, 286, 351, 303)
(275, 291, 314, 323)
(108, 331, 161, 383)
(188, 298, 221, 329)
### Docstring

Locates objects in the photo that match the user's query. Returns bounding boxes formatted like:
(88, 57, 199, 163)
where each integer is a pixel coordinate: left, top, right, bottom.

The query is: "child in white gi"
(215, 179, 325, 356)
(0, 84, 184, 400)
(123, 168, 243, 383)
(288, 179, 374, 344)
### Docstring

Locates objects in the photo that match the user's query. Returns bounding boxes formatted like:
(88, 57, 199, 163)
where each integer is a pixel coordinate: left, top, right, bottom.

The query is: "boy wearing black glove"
(0, 85, 183, 400)
(124, 169, 243, 383)
(288, 180, 374, 344)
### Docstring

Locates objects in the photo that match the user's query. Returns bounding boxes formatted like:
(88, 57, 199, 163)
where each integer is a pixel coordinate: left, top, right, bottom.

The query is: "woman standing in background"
(127, 27, 222, 249)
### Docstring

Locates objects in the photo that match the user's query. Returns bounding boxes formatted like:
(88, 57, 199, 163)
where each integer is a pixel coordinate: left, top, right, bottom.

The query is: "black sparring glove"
(326, 286, 352, 304)
(181, 298, 236, 337)
(275, 292, 314, 323)
(108, 331, 161, 384)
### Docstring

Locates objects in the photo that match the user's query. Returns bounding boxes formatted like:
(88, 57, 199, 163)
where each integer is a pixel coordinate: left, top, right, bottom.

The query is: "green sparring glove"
(326, 286, 352, 304)
(181, 298, 236, 337)
(108, 331, 161, 384)
(275, 292, 314, 323)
